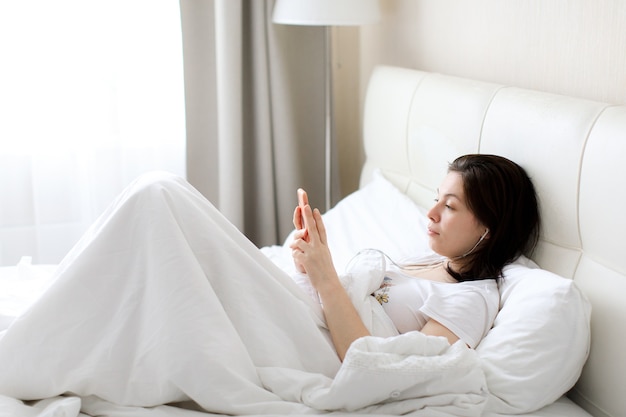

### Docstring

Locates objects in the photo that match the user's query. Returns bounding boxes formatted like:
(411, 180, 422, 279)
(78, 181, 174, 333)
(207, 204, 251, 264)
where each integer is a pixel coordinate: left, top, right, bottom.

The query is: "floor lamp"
(272, 0, 380, 211)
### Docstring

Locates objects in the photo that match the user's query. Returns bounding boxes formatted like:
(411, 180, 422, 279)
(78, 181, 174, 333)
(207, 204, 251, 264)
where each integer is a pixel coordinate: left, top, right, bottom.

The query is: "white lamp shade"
(272, 0, 380, 26)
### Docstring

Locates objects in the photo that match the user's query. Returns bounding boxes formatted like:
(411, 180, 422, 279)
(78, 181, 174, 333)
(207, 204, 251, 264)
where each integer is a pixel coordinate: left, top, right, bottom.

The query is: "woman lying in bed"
(0, 154, 540, 414)
(290, 154, 540, 360)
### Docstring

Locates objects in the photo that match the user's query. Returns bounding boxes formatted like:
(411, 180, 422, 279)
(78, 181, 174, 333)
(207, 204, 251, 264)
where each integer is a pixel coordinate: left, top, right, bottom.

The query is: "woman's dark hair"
(446, 154, 540, 282)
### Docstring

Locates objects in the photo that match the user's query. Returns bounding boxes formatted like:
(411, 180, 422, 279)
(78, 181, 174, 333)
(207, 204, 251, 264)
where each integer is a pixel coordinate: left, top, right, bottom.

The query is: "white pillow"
(478, 258, 592, 414)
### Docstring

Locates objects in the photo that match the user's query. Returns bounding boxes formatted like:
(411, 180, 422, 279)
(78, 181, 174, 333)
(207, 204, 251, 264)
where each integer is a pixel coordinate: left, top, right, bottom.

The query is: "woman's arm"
(290, 202, 370, 361)
(420, 319, 460, 346)
(290, 195, 460, 358)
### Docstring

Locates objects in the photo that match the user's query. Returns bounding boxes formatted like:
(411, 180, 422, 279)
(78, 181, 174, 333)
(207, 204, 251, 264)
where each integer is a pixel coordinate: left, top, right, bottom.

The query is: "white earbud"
(454, 229, 489, 259)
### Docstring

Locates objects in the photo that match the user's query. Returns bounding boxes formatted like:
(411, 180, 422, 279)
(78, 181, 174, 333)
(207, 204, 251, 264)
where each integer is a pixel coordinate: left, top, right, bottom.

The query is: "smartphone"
(296, 188, 309, 239)
(297, 188, 308, 209)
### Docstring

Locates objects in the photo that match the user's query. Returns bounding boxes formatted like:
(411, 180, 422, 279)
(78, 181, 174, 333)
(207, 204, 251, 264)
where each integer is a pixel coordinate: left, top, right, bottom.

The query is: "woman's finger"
(301, 205, 319, 242)
(293, 206, 303, 230)
(313, 208, 327, 245)
(291, 247, 306, 273)
(289, 237, 305, 250)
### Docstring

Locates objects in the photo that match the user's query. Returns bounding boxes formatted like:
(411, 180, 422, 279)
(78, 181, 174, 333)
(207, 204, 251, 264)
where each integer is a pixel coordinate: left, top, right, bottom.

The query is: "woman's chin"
(427, 238, 442, 253)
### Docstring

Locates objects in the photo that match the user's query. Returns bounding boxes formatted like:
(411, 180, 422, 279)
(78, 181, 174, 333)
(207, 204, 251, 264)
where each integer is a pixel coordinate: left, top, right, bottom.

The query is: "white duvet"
(0, 172, 489, 416)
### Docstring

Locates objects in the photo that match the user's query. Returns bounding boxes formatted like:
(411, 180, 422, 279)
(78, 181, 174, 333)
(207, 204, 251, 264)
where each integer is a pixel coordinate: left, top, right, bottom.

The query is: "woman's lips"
(427, 227, 439, 236)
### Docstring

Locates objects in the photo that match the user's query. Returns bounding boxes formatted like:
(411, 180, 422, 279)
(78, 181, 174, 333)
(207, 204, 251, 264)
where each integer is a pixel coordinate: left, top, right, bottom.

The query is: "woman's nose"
(427, 204, 439, 223)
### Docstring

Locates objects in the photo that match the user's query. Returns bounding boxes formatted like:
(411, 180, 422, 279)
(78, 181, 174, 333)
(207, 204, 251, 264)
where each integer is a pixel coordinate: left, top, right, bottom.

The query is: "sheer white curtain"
(0, 0, 186, 266)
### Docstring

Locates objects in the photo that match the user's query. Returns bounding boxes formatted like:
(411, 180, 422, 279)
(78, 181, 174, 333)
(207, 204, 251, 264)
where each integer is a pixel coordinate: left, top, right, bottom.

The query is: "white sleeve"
(419, 287, 493, 348)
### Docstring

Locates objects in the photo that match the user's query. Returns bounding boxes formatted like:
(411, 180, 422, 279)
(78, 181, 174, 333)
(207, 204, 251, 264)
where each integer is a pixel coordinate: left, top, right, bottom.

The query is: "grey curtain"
(180, 0, 328, 248)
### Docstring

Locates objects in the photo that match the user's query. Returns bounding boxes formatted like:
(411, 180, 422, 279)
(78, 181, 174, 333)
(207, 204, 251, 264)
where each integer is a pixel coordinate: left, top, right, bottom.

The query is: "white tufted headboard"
(360, 66, 626, 417)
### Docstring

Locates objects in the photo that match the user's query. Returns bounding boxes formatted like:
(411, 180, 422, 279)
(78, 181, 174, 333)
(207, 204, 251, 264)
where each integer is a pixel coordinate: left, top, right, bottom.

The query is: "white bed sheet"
(0, 172, 488, 416)
(0, 258, 57, 333)
(0, 393, 593, 417)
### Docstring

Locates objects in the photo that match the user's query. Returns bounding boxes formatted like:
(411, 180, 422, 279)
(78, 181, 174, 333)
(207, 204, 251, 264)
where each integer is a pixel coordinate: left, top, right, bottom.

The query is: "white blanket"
(0, 172, 487, 416)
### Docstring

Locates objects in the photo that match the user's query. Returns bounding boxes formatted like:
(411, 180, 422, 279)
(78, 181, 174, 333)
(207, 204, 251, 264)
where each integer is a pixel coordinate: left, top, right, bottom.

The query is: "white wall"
(334, 0, 626, 195)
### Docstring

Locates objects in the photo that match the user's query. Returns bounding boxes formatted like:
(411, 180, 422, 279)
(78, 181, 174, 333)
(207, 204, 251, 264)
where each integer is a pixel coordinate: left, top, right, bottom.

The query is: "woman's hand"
(290, 199, 371, 360)
(290, 203, 337, 292)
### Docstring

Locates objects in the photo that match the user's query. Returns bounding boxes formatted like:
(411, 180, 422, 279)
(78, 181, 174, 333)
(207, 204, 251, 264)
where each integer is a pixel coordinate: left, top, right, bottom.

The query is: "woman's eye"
(434, 198, 453, 210)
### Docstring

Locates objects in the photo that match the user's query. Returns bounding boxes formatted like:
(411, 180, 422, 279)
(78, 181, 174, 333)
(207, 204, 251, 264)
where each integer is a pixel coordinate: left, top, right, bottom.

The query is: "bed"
(0, 65, 623, 417)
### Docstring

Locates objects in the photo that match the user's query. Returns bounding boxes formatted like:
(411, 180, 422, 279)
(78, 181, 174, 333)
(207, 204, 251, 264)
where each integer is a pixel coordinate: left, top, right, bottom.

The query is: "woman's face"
(426, 172, 487, 261)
